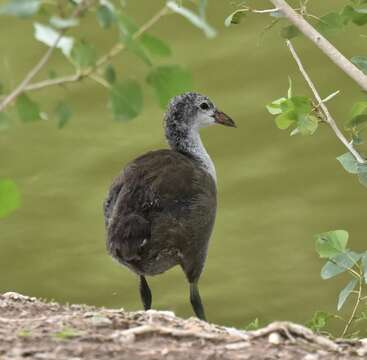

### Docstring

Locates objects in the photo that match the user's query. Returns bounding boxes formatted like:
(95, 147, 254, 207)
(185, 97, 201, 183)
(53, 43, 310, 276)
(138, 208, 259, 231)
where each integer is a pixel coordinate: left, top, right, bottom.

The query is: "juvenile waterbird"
(104, 92, 235, 320)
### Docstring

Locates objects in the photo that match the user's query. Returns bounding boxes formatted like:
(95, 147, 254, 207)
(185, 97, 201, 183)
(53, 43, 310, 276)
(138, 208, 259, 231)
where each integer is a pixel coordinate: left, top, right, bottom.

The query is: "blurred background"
(1, 0, 366, 330)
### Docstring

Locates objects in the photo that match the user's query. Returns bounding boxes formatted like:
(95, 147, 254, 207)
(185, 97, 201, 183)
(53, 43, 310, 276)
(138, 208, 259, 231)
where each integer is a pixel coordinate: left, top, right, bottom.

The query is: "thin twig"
(0, 0, 94, 112)
(328, 258, 361, 279)
(320, 90, 340, 105)
(341, 277, 363, 337)
(268, 0, 367, 92)
(25, 74, 82, 91)
(0, 35, 63, 112)
(249, 321, 340, 352)
(249, 8, 279, 14)
(286, 40, 365, 164)
(118, 324, 233, 342)
(89, 74, 111, 88)
(23, 6, 170, 93)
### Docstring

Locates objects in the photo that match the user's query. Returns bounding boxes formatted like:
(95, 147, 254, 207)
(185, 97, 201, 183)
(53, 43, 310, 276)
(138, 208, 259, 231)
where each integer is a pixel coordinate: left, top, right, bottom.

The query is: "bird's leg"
(189, 281, 206, 321)
(139, 275, 152, 310)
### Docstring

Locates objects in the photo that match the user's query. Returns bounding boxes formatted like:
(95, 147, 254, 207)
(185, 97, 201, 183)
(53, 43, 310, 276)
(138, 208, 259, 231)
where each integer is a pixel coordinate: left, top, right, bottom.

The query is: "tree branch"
(268, 0, 367, 92)
(22, 6, 170, 94)
(341, 277, 363, 337)
(286, 40, 365, 164)
(0, 0, 95, 112)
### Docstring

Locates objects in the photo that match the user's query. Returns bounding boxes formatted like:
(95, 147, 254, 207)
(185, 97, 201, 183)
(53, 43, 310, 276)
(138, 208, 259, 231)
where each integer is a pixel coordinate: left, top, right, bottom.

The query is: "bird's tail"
(107, 213, 150, 261)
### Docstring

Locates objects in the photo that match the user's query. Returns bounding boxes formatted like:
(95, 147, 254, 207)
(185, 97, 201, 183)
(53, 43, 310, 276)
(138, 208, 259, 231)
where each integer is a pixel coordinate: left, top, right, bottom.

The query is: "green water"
(1, 0, 367, 330)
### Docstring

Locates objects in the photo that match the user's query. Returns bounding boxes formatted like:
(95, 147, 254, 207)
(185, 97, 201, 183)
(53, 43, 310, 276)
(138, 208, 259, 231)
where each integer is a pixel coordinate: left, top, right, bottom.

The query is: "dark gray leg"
(139, 275, 152, 310)
(189, 282, 206, 321)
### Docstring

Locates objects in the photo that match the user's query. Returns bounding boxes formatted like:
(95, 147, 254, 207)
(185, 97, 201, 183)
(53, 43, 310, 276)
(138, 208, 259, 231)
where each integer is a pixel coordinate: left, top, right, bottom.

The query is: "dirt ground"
(1, 292, 367, 360)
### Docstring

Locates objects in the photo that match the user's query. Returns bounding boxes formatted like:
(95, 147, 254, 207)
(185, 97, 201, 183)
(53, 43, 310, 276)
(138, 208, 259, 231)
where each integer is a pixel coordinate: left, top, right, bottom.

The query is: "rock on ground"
(0, 292, 366, 360)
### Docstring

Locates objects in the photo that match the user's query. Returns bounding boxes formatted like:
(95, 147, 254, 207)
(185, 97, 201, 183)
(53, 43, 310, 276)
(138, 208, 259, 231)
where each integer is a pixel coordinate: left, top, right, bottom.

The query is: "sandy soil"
(1, 292, 367, 360)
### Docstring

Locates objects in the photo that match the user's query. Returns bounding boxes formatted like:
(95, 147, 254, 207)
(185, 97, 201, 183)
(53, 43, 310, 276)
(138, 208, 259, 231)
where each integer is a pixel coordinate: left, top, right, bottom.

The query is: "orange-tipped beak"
(213, 110, 236, 127)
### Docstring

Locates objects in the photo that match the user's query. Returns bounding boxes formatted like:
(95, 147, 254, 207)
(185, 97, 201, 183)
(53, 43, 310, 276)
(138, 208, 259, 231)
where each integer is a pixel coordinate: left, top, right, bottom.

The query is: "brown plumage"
(104, 92, 235, 320)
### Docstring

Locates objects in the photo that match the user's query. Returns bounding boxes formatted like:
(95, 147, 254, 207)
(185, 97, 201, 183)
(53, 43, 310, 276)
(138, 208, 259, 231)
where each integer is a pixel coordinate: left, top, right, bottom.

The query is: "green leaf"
(337, 152, 359, 174)
(351, 56, 367, 74)
(34, 23, 74, 57)
(306, 311, 332, 333)
(281, 25, 300, 39)
(281, 96, 312, 115)
(0, 112, 11, 131)
(337, 279, 358, 311)
(96, 5, 114, 29)
(357, 163, 367, 187)
(352, 133, 364, 145)
(140, 34, 171, 58)
(109, 79, 143, 121)
(297, 115, 318, 135)
(16, 94, 40, 122)
(117, 13, 138, 38)
(347, 115, 367, 131)
(275, 111, 296, 130)
(71, 40, 97, 68)
(342, 5, 367, 26)
(315, 230, 349, 258)
(117, 14, 151, 66)
(346, 102, 367, 136)
(245, 318, 260, 330)
(321, 251, 362, 279)
(166, 1, 216, 38)
(266, 97, 287, 115)
(362, 253, 367, 283)
(49, 16, 79, 29)
(318, 13, 345, 33)
(350, 101, 367, 119)
(224, 9, 248, 27)
(146, 65, 193, 108)
(0, 179, 20, 218)
(0, 0, 41, 17)
(198, 0, 207, 19)
(104, 64, 117, 85)
(54, 101, 72, 129)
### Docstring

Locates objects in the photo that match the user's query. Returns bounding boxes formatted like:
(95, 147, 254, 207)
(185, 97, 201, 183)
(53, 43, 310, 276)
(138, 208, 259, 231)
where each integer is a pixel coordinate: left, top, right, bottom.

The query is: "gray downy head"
(164, 92, 235, 153)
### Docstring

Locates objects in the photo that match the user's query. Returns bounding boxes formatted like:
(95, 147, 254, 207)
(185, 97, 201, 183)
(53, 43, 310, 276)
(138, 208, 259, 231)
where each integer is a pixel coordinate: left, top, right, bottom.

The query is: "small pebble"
(303, 354, 319, 360)
(357, 347, 367, 357)
(268, 332, 282, 345)
(88, 315, 112, 328)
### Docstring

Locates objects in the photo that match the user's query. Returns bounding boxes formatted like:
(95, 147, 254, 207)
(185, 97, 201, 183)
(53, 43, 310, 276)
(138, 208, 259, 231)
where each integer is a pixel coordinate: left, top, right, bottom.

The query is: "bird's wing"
(104, 149, 216, 262)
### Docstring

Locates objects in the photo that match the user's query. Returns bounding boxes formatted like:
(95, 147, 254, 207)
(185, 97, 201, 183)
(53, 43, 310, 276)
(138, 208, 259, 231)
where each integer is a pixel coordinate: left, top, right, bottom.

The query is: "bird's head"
(164, 92, 236, 134)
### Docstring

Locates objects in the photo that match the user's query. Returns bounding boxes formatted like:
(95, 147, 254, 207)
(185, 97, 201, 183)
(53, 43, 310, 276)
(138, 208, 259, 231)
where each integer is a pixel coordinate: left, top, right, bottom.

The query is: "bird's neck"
(166, 126, 217, 182)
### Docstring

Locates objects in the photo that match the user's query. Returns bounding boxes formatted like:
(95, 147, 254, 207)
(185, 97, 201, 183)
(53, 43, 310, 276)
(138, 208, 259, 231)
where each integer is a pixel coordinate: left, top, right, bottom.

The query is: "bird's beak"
(213, 110, 236, 128)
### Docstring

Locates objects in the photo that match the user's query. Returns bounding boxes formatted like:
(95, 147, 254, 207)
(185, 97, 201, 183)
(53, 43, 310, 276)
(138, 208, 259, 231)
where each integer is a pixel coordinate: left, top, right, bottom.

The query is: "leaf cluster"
(266, 82, 319, 136)
(0, 0, 215, 128)
(314, 230, 367, 336)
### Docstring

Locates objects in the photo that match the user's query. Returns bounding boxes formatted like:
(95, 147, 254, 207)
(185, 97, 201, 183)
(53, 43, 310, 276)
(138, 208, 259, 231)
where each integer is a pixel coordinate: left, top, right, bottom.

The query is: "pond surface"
(1, 0, 366, 332)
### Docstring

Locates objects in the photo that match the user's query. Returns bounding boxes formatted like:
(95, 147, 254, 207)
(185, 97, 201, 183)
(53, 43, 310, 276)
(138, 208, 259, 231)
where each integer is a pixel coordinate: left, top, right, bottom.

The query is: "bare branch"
(286, 40, 365, 164)
(250, 8, 279, 14)
(269, 0, 367, 92)
(341, 277, 363, 337)
(320, 90, 340, 105)
(0, 0, 95, 112)
(0, 33, 64, 112)
(22, 6, 170, 94)
(25, 74, 82, 91)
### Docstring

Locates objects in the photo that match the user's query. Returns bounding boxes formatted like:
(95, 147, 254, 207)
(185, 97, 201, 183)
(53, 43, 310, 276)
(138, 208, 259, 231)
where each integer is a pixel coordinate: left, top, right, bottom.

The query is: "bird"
(103, 92, 235, 321)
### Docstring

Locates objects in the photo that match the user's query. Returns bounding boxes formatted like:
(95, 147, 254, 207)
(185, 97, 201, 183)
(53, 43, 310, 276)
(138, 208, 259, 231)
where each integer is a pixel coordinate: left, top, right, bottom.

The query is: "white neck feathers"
(186, 129, 217, 183)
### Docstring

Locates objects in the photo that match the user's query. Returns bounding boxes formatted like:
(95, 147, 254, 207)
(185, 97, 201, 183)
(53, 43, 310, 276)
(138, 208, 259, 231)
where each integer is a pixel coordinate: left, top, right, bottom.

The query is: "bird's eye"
(200, 102, 209, 110)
